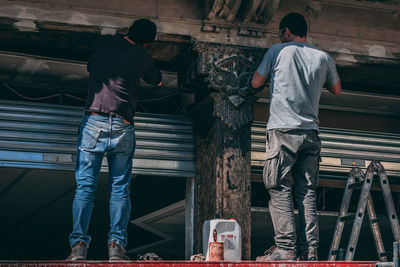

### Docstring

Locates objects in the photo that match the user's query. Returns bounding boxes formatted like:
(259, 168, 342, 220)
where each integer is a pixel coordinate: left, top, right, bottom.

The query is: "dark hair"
(279, 13, 307, 37)
(127, 19, 157, 45)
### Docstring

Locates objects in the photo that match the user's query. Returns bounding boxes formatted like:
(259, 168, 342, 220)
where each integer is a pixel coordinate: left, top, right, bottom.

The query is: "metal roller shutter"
(0, 100, 196, 177)
(251, 122, 400, 177)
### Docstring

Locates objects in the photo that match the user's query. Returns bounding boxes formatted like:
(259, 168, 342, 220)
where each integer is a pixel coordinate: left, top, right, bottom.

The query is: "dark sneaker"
(66, 241, 87, 261)
(108, 240, 130, 261)
(256, 245, 296, 261)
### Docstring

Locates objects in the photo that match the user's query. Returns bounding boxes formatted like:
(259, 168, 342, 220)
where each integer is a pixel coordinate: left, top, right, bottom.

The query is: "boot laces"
(264, 245, 278, 255)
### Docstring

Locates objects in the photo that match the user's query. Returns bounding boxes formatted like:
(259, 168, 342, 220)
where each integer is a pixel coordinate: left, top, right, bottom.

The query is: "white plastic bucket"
(203, 218, 241, 261)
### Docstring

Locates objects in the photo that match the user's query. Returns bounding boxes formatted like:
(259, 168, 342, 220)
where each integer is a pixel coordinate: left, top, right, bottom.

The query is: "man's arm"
(142, 54, 162, 85)
(325, 54, 341, 95)
(251, 72, 267, 91)
(327, 80, 342, 95)
(251, 47, 276, 92)
(142, 65, 162, 85)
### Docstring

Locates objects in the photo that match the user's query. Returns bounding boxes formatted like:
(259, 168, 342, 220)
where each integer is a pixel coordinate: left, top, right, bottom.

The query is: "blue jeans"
(69, 114, 136, 250)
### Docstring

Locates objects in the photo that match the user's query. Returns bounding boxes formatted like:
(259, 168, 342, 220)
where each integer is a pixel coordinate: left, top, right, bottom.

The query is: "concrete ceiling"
(0, 0, 399, 99)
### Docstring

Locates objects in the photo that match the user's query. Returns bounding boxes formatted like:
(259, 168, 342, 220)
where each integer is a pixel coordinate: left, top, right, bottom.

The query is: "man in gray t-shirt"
(251, 13, 341, 261)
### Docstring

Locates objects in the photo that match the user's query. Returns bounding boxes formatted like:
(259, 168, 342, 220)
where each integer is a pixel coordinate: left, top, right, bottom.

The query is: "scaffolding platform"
(0, 261, 381, 267)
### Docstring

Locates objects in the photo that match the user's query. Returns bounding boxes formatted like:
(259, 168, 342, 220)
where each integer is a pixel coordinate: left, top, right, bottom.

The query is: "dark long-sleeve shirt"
(85, 34, 162, 123)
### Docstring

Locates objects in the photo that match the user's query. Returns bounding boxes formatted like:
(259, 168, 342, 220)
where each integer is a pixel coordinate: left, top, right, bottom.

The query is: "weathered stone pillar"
(190, 43, 264, 260)
(194, 93, 253, 259)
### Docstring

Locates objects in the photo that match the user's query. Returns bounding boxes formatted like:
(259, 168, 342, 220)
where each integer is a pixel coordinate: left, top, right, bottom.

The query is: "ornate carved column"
(190, 43, 264, 260)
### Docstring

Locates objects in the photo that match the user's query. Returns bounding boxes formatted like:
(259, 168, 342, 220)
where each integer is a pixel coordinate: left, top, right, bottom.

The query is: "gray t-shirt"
(257, 42, 339, 131)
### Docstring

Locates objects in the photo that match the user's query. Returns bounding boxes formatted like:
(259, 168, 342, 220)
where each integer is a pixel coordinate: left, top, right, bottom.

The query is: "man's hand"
(157, 81, 162, 87)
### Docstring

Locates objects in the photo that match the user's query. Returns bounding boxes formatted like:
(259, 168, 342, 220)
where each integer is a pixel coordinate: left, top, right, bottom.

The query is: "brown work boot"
(108, 240, 130, 261)
(66, 241, 87, 261)
(256, 245, 296, 261)
(307, 247, 318, 261)
(298, 248, 318, 261)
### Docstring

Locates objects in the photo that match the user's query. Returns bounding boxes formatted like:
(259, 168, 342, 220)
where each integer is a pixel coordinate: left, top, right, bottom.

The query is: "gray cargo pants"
(263, 128, 321, 255)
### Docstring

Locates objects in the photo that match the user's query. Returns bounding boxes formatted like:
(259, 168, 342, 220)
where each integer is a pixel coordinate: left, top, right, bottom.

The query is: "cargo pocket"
(80, 126, 101, 150)
(263, 150, 281, 189)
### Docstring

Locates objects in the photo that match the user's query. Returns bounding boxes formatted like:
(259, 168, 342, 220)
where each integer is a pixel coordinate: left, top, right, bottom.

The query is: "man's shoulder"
(263, 43, 287, 61)
(97, 34, 116, 42)
(268, 42, 314, 56)
(289, 43, 331, 62)
(303, 43, 330, 57)
(94, 34, 118, 48)
(97, 34, 133, 47)
(268, 43, 287, 53)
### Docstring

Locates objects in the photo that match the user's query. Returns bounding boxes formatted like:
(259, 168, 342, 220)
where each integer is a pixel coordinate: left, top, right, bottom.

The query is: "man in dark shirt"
(67, 19, 162, 261)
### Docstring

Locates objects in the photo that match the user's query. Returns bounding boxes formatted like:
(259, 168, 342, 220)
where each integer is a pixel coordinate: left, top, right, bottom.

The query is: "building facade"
(0, 0, 400, 261)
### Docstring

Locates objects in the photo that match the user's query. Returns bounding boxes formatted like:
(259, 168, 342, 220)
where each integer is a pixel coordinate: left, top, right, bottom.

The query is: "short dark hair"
(279, 13, 307, 37)
(127, 19, 157, 45)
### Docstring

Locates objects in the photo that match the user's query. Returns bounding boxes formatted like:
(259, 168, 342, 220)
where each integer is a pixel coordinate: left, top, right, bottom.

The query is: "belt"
(85, 111, 131, 125)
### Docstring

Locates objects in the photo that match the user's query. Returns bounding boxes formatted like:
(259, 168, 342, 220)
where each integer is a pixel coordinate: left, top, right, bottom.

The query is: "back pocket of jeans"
(112, 127, 135, 153)
(80, 127, 101, 150)
(263, 150, 280, 189)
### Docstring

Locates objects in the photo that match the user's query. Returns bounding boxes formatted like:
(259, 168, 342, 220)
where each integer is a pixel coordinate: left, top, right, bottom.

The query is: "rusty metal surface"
(0, 260, 380, 267)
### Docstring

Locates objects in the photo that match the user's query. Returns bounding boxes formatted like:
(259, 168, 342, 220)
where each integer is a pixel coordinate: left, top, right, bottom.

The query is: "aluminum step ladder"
(328, 161, 400, 261)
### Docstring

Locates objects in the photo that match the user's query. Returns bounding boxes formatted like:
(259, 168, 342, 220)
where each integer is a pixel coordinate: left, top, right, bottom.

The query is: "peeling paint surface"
(16, 59, 50, 80)
(367, 45, 386, 57)
(13, 19, 37, 31)
(68, 13, 90, 25)
(16, 7, 37, 20)
(101, 27, 117, 35)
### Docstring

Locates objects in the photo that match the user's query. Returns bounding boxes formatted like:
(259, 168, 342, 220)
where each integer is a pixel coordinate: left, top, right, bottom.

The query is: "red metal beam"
(0, 261, 379, 267)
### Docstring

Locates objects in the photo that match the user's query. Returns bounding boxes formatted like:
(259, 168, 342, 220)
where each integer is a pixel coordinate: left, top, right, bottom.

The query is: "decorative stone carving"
(242, 0, 280, 24)
(210, 56, 254, 89)
(211, 92, 254, 132)
(192, 42, 265, 131)
(203, 0, 280, 36)
(195, 42, 264, 105)
(210, 56, 257, 107)
(205, 0, 242, 22)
